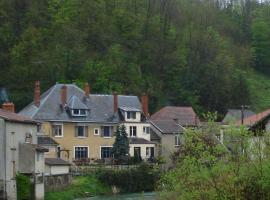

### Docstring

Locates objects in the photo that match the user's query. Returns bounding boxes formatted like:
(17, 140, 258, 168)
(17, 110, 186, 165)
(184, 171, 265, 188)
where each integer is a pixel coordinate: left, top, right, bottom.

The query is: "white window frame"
(74, 146, 89, 159)
(103, 126, 112, 138)
(127, 111, 136, 120)
(100, 146, 113, 159)
(130, 126, 137, 137)
(143, 126, 150, 134)
(75, 125, 87, 138)
(52, 123, 63, 138)
(72, 109, 87, 117)
(94, 128, 100, 136)
(175, 134, 180, 147)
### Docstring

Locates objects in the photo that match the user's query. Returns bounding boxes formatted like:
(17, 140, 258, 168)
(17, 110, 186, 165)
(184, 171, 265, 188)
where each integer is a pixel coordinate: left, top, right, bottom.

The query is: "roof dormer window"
(72, 109, 87, 117)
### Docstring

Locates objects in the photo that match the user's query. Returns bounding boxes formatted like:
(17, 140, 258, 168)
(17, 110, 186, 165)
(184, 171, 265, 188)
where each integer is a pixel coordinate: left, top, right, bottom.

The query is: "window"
(75, 125, 88, 137)
(130, 126, 137, 137)
(101, 147, 112, 159)
(74, 146, 88, 159)
(52, 124, 63, 137)
(57, 146, 61, 158)
(127, 111, 136, 119)
(103, 126, 112, 137)
(143, 126, 150, 134)
(94, 128, 100, 135)
(72, 109, 87, 116)
(175, 135, 180, 146)
(146, 147, 155, 158)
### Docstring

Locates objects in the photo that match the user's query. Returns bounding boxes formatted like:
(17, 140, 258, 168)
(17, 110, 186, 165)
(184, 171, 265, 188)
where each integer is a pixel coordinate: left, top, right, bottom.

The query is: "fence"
(71, 164, 140, 175)
(44, 174, 73, 192)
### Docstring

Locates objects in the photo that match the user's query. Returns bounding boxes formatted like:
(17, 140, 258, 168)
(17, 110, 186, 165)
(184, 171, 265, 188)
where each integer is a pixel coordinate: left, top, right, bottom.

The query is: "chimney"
(34, 80, 40, 107)
(113, 92, 118, 113)
(84, 83, 90, 96)
(2, 102, 15, 112)
(141, 94, 149, 117)
(61, 85, 67, 106)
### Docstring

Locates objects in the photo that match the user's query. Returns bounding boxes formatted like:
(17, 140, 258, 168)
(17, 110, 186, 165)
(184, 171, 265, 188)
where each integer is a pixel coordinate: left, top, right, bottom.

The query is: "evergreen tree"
(112, 125, 129, 164)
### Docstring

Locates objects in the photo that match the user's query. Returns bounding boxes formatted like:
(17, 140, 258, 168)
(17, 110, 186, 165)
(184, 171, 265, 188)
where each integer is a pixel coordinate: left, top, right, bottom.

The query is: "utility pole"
(240, 105, 249, 125)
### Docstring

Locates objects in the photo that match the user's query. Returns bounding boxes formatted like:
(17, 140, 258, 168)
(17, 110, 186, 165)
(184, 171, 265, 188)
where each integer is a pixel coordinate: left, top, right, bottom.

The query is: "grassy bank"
(45, 175, 111, 200)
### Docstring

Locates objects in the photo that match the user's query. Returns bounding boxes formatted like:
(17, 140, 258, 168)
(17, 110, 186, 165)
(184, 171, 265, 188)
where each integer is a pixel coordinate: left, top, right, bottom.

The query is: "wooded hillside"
(1, 0, 270, 116)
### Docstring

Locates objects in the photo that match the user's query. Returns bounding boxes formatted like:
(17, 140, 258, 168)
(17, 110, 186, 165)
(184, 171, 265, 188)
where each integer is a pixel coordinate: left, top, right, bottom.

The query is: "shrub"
(95, 163, 160, 193)
(16, 173, 32, 200)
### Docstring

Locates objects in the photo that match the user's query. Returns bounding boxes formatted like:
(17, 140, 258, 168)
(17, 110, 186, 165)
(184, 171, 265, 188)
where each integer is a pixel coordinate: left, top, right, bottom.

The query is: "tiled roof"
(38, 136, 59, 146)
(19, 84, 142, 123)
(235, 109, 270, 127)
(150, 119, 184, 134)
(129, 137, 155, 144)
(45, 158, 71, 166)
(0, 109, 37, 124)
(222, 109, 255, 124)
(150, 106, 200, 126)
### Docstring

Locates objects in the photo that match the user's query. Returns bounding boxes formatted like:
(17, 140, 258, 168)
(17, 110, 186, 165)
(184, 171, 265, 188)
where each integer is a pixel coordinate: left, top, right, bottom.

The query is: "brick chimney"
(61, 85, 67, 106)
(34, 80, 40, 107)
(113, 92, 118, 113)
(2, 102, 15, 112)
(84, 83, 90, 96)
(141, 94, 149, 117)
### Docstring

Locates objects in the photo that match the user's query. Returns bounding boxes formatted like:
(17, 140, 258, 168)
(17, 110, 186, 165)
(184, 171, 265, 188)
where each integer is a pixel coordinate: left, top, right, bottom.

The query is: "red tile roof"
(0, 109, 37, 124)
(235, 109, 270, 127)
(150, 106, 200, 126)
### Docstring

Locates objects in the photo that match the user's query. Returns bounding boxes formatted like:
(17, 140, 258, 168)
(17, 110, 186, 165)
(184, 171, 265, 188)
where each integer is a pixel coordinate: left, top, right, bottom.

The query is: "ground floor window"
(175, 135, 180, 147)
(74, 146, 88, 159)
(134, 147, 141, 159)
(146, 147, 155, 158)
(101, 147, 113, 159)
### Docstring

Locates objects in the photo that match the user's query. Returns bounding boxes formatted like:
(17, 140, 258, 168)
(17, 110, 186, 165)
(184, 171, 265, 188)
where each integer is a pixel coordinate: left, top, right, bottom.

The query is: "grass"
(45, 175, 111, 200)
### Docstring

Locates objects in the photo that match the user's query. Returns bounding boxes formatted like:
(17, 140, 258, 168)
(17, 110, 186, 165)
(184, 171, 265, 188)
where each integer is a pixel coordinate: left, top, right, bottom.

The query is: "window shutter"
(100, 127, 104, 137)
(85, 126, 88, 137)
(75, 126, 78, 137)
(110, 126, 113, 137)
(52, 125, 56, 137)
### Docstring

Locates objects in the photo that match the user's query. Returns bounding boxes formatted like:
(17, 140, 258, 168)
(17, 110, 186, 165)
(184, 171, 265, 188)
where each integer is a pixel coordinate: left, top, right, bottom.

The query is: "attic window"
(72, 109, 87, 117)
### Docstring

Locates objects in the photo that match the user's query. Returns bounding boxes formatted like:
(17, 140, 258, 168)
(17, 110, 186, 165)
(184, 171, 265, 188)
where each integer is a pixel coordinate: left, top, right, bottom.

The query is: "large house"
(0, 103, 47, 200)
(19, 81, 155, 163)
(150, 106, 200, 164)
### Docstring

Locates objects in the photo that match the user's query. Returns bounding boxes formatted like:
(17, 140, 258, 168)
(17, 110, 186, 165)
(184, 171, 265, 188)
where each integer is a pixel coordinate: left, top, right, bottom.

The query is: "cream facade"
(41, 122, 117, 161)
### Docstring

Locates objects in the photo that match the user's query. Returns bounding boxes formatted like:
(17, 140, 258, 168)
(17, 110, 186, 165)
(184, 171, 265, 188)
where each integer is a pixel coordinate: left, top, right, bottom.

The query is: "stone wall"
(44, 174, 72, 192)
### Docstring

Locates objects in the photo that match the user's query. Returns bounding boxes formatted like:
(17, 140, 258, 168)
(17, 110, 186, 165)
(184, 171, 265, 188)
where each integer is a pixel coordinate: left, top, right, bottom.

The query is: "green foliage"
(0, 0, 267, 114)
(45, 175, 111, 200)
(159, 123, 270, 200)
(95, 163, 160, 193)
(16, 173, 32, 200)
(112, 125, 129, 164)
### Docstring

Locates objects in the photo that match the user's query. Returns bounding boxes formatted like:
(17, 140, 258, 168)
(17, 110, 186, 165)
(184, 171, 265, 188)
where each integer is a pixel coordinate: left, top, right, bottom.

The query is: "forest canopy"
(1, 0, 270, 115)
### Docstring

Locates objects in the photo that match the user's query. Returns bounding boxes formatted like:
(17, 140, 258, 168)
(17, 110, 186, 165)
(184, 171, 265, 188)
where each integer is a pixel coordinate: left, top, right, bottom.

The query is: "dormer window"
(71, 109, 87, 116)
(127, 111, 136, 119)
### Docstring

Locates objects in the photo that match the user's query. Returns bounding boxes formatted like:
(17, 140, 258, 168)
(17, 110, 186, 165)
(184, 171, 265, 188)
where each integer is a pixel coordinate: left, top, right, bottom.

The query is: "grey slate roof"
(129, 137, 155, 144)
(19, 84, 142, 123)
(222, 109, 255, 124)
(150, 119, 184, 134)
(67, 96, 89, 110)
(45, 158, 71, 166)
(38, 136, 59, 146)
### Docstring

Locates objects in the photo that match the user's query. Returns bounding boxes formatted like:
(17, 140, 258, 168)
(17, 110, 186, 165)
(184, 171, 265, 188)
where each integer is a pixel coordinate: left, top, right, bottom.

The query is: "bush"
(16, 173, 32, 200)
(95, 163, 160, 193)
(158, 124, 270, 200)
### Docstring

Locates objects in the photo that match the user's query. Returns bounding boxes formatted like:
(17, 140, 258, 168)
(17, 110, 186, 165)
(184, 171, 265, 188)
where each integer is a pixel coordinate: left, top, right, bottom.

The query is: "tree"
(158, 121, 270, 200)
(112, 125, 129, 164)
